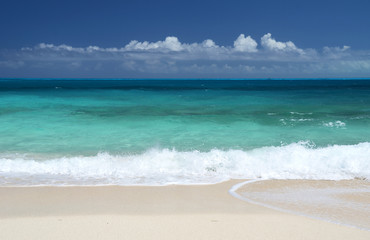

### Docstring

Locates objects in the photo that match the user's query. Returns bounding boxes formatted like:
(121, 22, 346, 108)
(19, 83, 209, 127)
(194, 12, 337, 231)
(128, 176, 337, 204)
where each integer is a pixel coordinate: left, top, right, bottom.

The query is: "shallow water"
(1, 79, 370, 185)
(236, 180, 370, 230)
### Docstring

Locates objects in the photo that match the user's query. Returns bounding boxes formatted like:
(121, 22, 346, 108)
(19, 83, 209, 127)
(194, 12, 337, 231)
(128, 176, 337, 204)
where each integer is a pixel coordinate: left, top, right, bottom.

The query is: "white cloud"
(37, 43, 82, 52)
(261, 33, 303, 54)
(23, 34, 308, 58)
(13, 34, 359, 64)
(233, 34, 258, 52)
(323, 45, 350, 53)
(33, 43, 124, 53)
(3, 33, 370, 78)
(124, 36, 184, 51)
(322, 45, 352, 59)
(202, 39, 217, 48)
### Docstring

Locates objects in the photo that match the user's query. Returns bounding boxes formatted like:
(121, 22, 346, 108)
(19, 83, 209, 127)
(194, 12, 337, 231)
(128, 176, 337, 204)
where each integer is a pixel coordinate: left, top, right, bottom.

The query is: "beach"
(1, 180, 369, 240)
(1, 80, 370, 239)
(2, 0, 370, 236)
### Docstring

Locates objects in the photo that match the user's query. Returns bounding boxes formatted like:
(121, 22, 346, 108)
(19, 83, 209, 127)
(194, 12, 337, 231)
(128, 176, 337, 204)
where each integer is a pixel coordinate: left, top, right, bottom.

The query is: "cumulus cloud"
(261, 33, 304, 54)
(202, 39, 217, 48)
(233, 34, 258, 52)
(1, 33, 370, 78)
(21, 33, 304, 57)
(125, 36, 184, 51)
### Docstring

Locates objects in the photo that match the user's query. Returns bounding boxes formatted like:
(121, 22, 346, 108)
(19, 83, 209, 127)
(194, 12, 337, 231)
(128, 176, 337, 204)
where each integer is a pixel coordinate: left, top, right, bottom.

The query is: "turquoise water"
(1, 79, 370, 185)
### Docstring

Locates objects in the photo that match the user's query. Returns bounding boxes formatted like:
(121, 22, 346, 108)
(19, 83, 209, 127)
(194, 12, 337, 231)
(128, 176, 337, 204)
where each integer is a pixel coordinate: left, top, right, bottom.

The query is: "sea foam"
(0, 142, 369, 186)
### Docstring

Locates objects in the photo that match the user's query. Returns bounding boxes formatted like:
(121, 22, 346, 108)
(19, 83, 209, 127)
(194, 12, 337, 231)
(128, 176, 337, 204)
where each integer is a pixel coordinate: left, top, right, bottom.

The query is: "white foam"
(289, 118, 313, 122)
(0, 142, 370, 186)
(323, 120, 346, 128)
(290, 112, 312, 115)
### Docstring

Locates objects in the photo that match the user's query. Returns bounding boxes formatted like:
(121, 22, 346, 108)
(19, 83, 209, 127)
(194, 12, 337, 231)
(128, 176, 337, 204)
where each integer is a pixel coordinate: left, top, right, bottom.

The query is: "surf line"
(228, 179, 370, 232)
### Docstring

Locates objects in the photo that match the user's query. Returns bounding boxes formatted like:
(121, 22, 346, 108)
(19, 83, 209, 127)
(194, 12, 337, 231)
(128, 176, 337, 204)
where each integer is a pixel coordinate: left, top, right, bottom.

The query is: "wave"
(0, 142, 369, 186)
(323, 121, 346, 128)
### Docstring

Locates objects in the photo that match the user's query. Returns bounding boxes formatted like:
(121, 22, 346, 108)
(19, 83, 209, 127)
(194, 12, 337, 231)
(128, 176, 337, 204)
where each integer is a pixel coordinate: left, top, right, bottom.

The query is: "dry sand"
(0, 180, 369, 240)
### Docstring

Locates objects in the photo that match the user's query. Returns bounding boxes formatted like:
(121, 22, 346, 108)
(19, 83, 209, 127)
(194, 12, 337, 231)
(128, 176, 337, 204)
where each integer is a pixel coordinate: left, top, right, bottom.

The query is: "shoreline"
(232, 179, 370, 231)
(0, 180, 369, 240)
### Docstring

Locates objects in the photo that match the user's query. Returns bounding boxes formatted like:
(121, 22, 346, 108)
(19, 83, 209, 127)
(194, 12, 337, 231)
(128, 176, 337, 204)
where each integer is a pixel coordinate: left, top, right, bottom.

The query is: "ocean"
(0, 79, 370, 186)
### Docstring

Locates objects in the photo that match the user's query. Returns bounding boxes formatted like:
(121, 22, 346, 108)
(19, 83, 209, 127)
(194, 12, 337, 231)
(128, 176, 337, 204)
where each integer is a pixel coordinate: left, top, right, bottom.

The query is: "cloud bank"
(1, 33, 370, 78)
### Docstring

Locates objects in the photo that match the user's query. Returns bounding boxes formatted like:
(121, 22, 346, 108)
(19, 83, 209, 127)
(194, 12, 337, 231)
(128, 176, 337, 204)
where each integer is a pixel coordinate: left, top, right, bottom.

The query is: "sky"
(1, 0, 370, 78)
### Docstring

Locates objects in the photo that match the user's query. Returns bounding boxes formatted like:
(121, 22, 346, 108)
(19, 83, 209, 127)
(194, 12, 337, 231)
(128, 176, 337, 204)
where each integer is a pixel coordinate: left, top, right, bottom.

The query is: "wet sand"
(236, 179, 370, 230)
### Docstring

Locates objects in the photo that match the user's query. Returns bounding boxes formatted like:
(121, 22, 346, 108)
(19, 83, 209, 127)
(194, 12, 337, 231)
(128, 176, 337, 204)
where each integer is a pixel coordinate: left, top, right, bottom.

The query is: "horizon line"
(1, 77, 370, 81)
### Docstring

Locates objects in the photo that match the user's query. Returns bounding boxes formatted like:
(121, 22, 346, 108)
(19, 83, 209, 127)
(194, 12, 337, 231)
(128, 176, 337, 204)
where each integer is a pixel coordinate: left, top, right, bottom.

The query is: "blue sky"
(1, 0, 370, 78)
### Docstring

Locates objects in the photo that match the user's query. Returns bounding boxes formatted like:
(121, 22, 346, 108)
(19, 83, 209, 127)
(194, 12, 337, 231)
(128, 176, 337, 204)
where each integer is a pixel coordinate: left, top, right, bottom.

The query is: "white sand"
(0, 180, 369, 240)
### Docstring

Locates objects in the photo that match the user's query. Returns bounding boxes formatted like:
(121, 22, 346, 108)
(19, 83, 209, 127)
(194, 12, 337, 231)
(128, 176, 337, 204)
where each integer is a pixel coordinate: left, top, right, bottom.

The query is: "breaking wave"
(0, 141, 369, 186)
